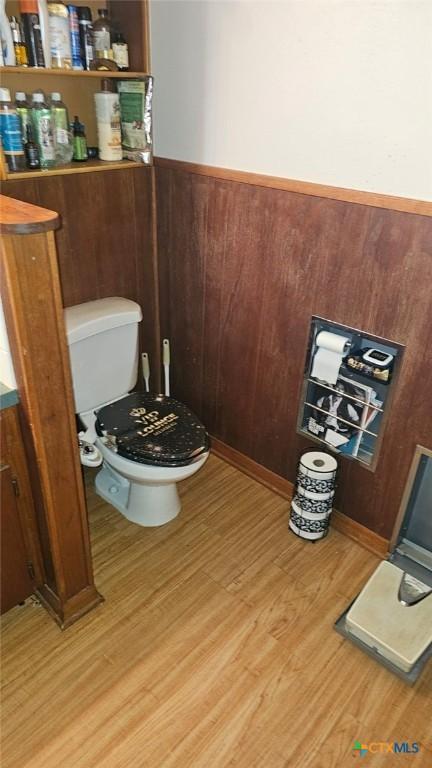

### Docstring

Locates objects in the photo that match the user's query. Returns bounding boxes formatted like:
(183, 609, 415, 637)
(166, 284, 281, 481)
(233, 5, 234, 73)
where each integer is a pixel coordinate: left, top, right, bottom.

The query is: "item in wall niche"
(309, 377, 362, 454)
(67, 5, 82, 69)
(19, 0, 45, 67)
(37, 0, 51, 68)
(112, 30, 128, 71)
(289, 450, 338, 541)
(71, 114, 87, 161)
(345, 347, 394, 384)
(0, 87, 26, 171)
(24, 121, 40, 168)
(10, 16, 28, 66)
(117, 78, 153, 163)
(15, 91, 31, 141)
(94, 78, 122, 161)
(50, 91, 72, 163)
(47, 1, 71, 68)
(311, 330, 351, 385)
(92, 8, 113, 61)
(77, 6, 94, 70)
(90, 57, 117, 71)
(31, 91, 55, 168)
(0, 1, 15, 65)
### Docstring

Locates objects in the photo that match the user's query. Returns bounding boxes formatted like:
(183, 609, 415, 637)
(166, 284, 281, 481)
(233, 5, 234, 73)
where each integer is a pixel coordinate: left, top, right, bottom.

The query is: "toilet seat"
(95, 392, 209, 468)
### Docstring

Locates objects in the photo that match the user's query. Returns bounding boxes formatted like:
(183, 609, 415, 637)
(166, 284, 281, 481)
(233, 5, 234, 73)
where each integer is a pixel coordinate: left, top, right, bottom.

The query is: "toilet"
(64, 297, 209, 527)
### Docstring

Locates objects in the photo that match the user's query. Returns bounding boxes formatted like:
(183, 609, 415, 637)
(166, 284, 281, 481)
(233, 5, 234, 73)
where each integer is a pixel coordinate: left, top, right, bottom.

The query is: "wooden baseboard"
(211, 437, 389, 558)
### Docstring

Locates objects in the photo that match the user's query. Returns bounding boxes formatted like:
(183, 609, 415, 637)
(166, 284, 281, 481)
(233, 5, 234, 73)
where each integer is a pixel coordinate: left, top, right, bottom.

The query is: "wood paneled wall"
(155, 162, 432, 538)
(3, 168, 160, 388)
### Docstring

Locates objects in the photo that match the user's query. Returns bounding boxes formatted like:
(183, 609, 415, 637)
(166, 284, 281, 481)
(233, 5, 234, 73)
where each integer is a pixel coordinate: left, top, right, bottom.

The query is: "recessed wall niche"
(297, 317, 404, 470)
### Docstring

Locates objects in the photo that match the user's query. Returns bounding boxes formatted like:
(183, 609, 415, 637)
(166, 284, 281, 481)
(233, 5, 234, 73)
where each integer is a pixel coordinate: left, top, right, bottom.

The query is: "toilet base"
(95, 463, 181, 527)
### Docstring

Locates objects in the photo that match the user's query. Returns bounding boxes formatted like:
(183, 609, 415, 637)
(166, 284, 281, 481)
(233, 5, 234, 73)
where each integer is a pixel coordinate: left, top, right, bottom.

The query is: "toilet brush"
(142, 352, 150, 392)
(163, 338, 170, 396)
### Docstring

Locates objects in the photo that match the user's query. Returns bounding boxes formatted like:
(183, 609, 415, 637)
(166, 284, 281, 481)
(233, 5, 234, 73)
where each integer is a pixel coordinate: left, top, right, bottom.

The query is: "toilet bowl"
(64, 297, 209, 527)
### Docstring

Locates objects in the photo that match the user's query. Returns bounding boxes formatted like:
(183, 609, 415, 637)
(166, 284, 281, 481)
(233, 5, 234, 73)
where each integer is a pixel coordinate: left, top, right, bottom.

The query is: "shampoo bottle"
(77, 7, 94, 70)
(51, 91, 72, 163)
(0, 1, 16, 65)
(47, 1, 72, 68)
(94, 78, 122, 161)
(0, 88, 26, 171)
(37, 0, 51, 68)
(31, 91, 55, 167)
(15, 91, 31, 142)
(19, 0, 45, 67)
(10, 16, 28, 66)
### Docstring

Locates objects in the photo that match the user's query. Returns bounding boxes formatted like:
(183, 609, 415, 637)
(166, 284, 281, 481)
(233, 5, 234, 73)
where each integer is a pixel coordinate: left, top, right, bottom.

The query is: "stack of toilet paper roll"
(289, 450, 338, 540)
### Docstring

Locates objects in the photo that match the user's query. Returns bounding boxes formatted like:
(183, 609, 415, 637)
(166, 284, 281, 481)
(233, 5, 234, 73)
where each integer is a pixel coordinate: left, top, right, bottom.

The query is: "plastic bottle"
(19, 0, 45, 67)
(0, 88, 26, 171)
(10, 16, 28, 66)
(94, 78, 122, 161)
(71, 115, 88, 161)
(0, 0, 15, 65)
(24, 122, 40, 168)
(15, 92, 31, 142)
(47, 1, 71, 68)
(112, 30, 128, 71)
(50, 91, 72, 163)
(67, 5, 82, 69)
(37, 0, 51, 69)
(77, 7, 94, 70)
(31, 91, 55, 167)
(93, 8, 112, 60)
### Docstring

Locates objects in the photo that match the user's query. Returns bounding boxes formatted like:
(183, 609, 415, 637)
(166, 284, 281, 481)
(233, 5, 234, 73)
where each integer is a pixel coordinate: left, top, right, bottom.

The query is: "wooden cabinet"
(0, 1, 151, 180)
(0, 405, 42, 614)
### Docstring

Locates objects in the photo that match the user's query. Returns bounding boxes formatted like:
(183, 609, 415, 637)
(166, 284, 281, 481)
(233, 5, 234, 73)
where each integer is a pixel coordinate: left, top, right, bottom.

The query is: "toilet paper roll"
(311, 331, 350, 384)
(299, 450, 338, 478)
(291, 496, 331, 521)
(297, 483, 335, 501)
(289, 511, 329, 541)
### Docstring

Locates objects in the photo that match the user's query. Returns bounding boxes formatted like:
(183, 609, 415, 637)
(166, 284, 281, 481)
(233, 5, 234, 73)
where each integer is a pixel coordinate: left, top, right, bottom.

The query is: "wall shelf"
(5, 159, 149, 181)
(0, 66, 150, 79)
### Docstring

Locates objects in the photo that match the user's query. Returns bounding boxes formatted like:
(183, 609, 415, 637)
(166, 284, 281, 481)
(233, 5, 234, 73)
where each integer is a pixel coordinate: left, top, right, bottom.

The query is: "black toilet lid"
(95, 392, 209, 467)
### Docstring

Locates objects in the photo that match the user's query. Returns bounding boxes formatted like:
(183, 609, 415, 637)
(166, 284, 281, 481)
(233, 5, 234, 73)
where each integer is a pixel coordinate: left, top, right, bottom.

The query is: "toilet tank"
(64, 297, 142, 414)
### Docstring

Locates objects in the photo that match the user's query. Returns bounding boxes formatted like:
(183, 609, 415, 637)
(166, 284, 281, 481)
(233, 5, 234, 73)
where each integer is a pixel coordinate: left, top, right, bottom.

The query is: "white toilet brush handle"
(163, 339, 170, 396)
(142, 352, 150, 392)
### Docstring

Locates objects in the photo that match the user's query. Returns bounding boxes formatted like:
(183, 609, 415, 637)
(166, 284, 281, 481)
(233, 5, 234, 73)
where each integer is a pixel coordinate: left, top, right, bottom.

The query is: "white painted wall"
(150, 0, 432, 200)
(0, 296, 16, 390)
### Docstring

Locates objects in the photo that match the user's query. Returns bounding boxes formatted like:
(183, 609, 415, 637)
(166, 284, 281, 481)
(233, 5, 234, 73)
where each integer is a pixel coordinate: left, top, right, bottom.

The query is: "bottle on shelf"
(47, 1, 72, 68)
(112, 30, 129, 72)
(94, 78, 122, 161)
(50, 91, 72, 163)
(31, 91, 55, 168)
(77, 7, 94, 71)
(24, 122, 40, 168)
(92, 8, 113, 61)
(0, 0, 15, 65)
(0, 88, 26, 171)
(37, 0, 51, 68)
(15, 91, 31, 142)
(67, 5, 83, 69)
(71, 115, 88, 161)
(10, 16, 29, 66)
(19, 0, 45, 67)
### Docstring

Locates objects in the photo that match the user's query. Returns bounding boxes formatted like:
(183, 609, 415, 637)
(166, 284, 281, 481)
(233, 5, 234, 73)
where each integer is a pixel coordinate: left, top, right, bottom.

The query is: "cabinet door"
(1, 465, 35, 614)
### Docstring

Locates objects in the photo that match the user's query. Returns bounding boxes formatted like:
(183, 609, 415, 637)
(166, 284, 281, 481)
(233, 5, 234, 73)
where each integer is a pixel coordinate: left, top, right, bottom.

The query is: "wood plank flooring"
(1, 455, 431, 767)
